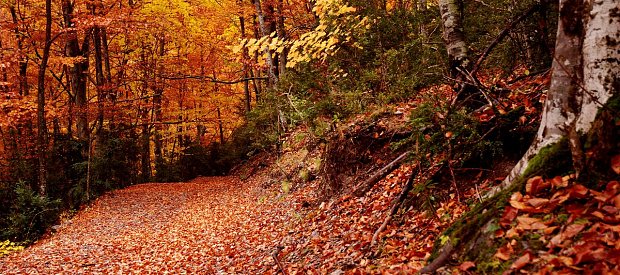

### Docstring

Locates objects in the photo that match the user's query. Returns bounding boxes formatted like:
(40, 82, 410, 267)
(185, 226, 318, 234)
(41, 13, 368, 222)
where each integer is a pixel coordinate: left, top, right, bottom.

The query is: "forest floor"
(0, 176, 301, 274)
(0, 162, 475, 274)
(2, 152, 618, 274)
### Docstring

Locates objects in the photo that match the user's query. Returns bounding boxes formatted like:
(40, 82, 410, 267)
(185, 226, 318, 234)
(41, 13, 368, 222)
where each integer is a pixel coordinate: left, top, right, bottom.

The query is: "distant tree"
(36, 0, 52, 196)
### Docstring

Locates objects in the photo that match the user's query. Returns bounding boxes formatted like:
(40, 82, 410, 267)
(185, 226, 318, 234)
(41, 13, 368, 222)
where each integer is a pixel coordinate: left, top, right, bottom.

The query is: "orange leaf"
(527, 198, 549, 208)
(567, 184, 589, 199)
(511, 252, 532, 270)
(494, 243, 513, 261)
(500, 206, 519, 227)
(458, 261, 476, 271)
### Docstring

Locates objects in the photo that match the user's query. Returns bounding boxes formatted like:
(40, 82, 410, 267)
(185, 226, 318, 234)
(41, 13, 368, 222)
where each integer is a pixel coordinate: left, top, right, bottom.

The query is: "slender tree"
(10, 5, 28, 96)
(253, 0, 278, 87)
(37, 0, 53, 196)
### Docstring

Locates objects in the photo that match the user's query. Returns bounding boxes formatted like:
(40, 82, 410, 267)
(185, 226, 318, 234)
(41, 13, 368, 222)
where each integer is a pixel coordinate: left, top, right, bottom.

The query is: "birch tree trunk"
(439, 0, 469, 76)
(489, 0, 620, 197)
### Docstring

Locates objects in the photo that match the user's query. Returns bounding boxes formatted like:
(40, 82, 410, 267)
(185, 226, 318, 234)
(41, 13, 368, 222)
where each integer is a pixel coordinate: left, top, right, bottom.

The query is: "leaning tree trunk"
(489, 0, 620, 197)
(439, 0, 470, 77)
(423, 2, 619, 272)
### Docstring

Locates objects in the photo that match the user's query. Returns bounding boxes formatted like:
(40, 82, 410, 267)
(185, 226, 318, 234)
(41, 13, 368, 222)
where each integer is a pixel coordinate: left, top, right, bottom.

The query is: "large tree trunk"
(92, 18, 106, 136)
(62, 0, 91, 143)
(439, 0, 470, 77)
(489, 0, 620, 197)
(422, 1, 618, 272)
(37, 0, 53, 196)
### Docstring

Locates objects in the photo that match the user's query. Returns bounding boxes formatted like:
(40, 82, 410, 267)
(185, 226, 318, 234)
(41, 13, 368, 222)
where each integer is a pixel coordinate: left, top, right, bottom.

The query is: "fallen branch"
(370, 163, 419, 247)
(272, 246, 287, 275)
(353, 151, 410, 197)
(470, 3, 541, 76)
(158, 73, 269, 85)
(370, 161, 445, 249)
(418, 241, 455, 274)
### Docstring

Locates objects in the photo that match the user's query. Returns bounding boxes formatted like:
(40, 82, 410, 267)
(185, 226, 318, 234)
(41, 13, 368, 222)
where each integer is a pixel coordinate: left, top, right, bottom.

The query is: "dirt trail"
(0, 177, 290, 274)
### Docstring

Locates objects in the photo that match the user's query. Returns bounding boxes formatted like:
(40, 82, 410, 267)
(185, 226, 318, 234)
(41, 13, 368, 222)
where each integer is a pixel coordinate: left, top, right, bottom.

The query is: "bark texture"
(490, 0, 619, 197)
(62, 0, 90, 142)
(37, 0, 53, 196)
(439, 0, 469, 75)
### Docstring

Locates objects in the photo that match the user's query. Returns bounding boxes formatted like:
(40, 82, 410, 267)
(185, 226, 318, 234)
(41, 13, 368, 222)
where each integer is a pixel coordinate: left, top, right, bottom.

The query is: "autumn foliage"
(1, 0, 619, 273)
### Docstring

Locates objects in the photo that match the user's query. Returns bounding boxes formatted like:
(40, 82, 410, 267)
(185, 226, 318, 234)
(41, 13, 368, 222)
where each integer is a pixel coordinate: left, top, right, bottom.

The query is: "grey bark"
(439, 0, 470, 76)
(488, 0, 620, 197)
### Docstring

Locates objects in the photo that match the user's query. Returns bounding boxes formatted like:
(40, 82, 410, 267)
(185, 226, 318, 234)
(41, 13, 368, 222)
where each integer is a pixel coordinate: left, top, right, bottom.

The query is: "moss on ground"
(426, 138, 573, 273)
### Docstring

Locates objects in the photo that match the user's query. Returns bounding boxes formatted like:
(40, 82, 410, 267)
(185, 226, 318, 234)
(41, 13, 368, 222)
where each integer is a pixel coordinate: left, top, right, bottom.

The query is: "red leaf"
(611, 155, 620, 174)
(606, 181, 620, 197)
(551, 176, 568, 188)
(527, 198, 549, 208)
(526, 176, 544, 195)
(567, 184, 589, 199)
(500, 206, 519, 227)
(563, 223, 586, 239)
(574, 242, 606, 264)
(565, 203, 587, 216)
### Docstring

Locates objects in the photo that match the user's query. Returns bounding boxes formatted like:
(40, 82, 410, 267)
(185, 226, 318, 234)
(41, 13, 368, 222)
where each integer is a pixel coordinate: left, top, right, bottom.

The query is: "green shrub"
(1, 182, 60, 242)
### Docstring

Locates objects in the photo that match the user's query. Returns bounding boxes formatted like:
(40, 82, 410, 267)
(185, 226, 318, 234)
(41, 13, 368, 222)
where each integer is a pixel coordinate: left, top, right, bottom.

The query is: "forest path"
(0, 177, 290, 274)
